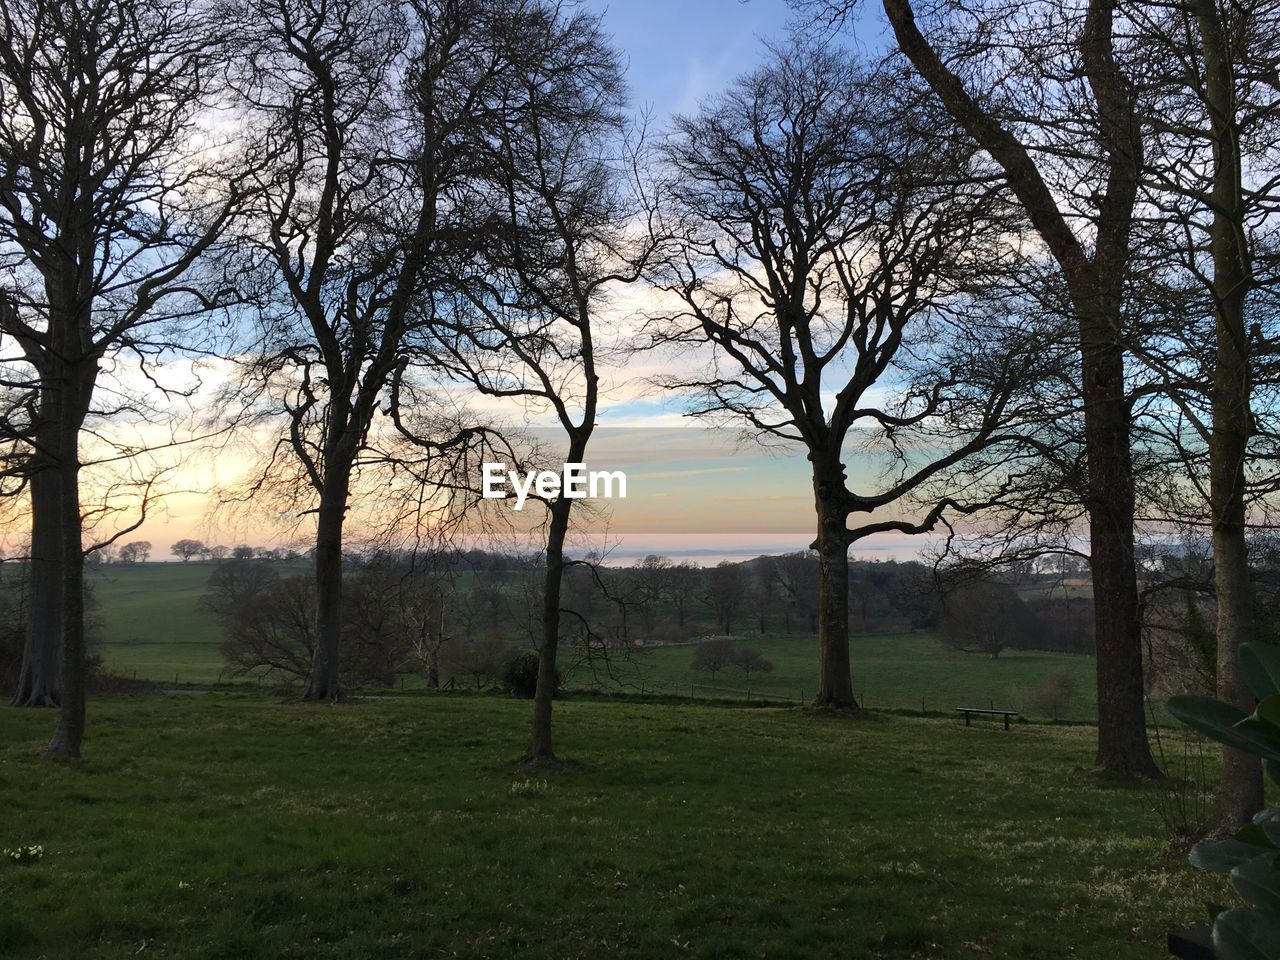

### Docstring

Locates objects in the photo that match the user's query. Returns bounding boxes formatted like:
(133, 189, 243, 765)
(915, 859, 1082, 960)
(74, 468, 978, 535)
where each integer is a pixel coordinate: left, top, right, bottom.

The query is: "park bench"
(955, 707, 1019, 730)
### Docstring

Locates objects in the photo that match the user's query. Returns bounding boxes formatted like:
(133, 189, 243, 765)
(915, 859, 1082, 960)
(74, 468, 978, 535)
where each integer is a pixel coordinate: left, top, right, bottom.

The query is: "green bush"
(500, 651, 558, 699)
(1169, 642, 1280, 959)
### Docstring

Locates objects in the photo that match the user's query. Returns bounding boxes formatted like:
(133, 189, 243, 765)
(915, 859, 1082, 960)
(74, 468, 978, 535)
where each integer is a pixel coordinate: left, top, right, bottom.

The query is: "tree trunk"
(1081, 312, 1160, 778)
(1195, 0, 1263, 832)
(12, 460, 62, 708)
(45, 390, 87, 758)
(426, 646, 440, 689)
(305, 480, 348, 702)
(528, 498, 572, 762)
(882, 0, 1157, 778)
(814, 468, 857, 710)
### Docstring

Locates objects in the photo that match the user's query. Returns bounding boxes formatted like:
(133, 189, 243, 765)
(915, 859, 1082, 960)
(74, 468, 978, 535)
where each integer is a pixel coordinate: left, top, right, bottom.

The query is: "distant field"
(89, 563, 1102, 721)
(89, 562, 227, 684)
(579, 632, 1099, 721)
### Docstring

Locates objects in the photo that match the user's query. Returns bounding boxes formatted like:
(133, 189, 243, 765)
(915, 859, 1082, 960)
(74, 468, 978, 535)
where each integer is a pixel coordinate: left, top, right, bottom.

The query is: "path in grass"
(0, 694, 1215, 959)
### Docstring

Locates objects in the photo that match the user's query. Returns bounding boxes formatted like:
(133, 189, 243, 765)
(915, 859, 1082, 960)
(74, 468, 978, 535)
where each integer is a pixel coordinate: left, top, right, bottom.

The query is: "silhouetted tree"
(692, 637, 734, 681)
(652, 42, 1036, 709)
(0, 0, 241, 750)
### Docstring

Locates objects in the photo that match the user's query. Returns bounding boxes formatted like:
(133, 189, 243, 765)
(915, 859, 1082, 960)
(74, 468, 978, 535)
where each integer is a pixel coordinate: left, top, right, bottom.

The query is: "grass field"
(0, 693, 1221, 959)
(88, 562, 314, 685)
(585, 634, 1099, 721)
(88, 564, 1103, 719)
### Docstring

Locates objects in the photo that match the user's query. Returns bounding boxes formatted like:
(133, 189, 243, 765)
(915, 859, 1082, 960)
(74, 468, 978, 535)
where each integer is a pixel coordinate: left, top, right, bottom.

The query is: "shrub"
(501, 651, 557, 699)
(1170, 642, 1280, 957)
(1028, 668, 1077, 720)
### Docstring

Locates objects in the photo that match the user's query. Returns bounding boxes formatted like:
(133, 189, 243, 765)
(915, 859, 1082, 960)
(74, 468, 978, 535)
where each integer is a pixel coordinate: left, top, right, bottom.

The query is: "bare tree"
(703, 561, 746, 635)
(171, 539, 206, 562)
(1127, 0, 1280, 828)
(650, 42, 1038, 710)
(692, 637, 734, 681)
(422, 4, 645, 761)
(220, 0, 516, 701)
(0, 0, 240, 753)
(938, 577, 1029, 660)
(119, 541, 153, 564)
(795, 0, 1164, 775)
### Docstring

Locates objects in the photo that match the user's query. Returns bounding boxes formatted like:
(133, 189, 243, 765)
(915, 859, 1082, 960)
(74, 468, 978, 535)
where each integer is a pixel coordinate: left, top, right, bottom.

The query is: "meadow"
(88, 563, 1101, 721)
(0, 693, 1221, 960)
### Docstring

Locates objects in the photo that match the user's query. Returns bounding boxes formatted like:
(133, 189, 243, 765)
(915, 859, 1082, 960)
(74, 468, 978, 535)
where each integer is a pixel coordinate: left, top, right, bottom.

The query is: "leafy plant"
(500, 651, 558, 700)
(1169, 642, 1280, 958)
(4, 844, 43, 866)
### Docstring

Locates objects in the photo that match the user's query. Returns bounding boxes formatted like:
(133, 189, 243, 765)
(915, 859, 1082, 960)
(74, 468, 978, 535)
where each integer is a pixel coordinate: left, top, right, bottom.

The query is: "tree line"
(0, 0, 1277, 838)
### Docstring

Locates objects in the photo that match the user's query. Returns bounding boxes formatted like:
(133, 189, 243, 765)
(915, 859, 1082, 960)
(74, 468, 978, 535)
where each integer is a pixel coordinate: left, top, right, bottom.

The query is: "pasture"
(0, 693, 1218, 959)
(88, 564, 1101, 721)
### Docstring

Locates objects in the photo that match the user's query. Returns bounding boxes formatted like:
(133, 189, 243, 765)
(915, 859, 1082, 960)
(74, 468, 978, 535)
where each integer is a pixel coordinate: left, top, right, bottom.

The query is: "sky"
(32, 0, 923, 567)
(582, 0, 796, 118)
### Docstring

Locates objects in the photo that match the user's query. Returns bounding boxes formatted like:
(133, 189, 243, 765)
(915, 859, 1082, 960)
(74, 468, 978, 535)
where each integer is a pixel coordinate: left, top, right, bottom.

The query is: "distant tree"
(704, 562, 746, 634)
(232, 545, 256, 560)
(119, 541, 152, 564)
(939, 579, 1030, 660)
(199, 558, 280, 630)
(212, 566, 407, 687)
(171, 540, 206, 562)
(0, 564, 28, 694)
(732, 647, 774, 682)
(631, 555, 671, 638)
(667, 562, 701, 629)
(443, 630, 508, 689)
(208, 546, 230, 560)
(399, 563, 456, 689)
(692, 637, 735, 681)
(768, 554, 820, 634)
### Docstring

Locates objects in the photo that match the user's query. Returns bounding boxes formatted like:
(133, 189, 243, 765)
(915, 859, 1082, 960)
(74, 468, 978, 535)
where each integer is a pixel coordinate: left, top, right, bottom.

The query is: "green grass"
(88, 562, 228, 684)
(0, 693, 1221, 959)
(572, 633, 1100, 721)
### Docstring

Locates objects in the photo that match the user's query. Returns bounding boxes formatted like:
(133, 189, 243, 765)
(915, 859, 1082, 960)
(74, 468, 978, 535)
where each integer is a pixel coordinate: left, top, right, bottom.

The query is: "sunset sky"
(38, 0, 923, 566)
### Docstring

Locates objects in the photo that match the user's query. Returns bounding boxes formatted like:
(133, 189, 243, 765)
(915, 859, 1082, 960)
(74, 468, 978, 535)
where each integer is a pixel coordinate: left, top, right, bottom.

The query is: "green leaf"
(1213, 907, 1280, 960)
(1254, 808, 1280, 847)
(1257, 696, 1280, 726)
(1193, 837, 1273, 874)
(1237, 823, 1279, 849)
(1169, 696, 1256, 753)
(1208, 901, 1229, 924)
(1241, 644, 1280, 702)
(1232, 853, 1280, 913)
(1266, 759, 1280, 787)
(1235, 717, 1280, 764)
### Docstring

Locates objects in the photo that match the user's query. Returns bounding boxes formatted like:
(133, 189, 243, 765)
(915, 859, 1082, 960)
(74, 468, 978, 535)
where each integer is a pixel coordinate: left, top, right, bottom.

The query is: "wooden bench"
(956, 707, 1019, 730)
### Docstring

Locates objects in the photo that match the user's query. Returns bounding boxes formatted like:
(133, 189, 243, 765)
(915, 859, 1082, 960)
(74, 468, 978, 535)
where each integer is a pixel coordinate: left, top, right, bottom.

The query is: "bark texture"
(12, 461, 61, 707)
(883, 0, 1160, 777)
(1193, 0, 1263, 831)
